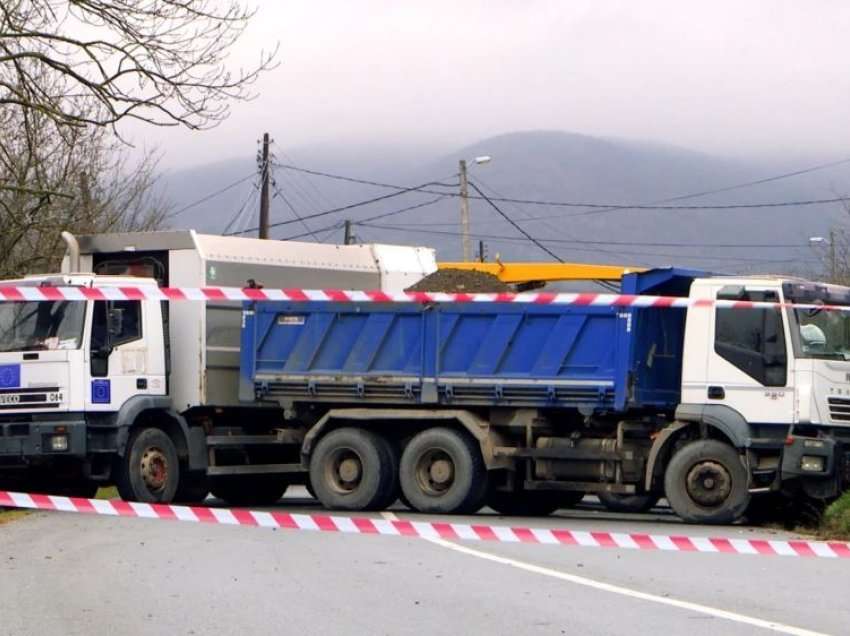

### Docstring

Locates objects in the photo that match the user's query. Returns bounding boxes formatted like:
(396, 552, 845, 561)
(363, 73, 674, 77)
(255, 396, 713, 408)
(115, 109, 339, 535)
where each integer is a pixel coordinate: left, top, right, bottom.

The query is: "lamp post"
(810, 233, 836, 280)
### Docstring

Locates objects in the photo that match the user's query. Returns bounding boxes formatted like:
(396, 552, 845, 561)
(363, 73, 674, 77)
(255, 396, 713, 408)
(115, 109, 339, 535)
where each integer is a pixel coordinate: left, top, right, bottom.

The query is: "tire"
(598, 492, 660, 514)
(115, 427, 180, 503)
(664, 440, 750, 524)
(399, 427, 487, 514)
(210, 475, 289, 506)
(173, 471, 209, 504)
(309, 428, 397, 511)
(304, 478, 317, 500)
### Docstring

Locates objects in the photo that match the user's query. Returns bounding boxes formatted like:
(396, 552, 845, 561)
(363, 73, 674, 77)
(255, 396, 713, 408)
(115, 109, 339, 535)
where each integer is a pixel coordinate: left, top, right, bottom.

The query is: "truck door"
(704, 286, 794, 423)
(85, 300, 163, 411)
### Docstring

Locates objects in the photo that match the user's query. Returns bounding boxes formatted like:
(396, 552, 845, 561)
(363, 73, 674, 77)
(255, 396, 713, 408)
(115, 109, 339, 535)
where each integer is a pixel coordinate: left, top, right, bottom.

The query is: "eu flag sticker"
(91, 379, 111, 404)
(0, 365, 21, 388)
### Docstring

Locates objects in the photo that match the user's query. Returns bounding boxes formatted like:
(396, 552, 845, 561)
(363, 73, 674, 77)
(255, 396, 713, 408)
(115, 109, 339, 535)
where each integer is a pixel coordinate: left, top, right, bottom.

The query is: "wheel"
(598, 492, 660, 513)
(399, 427, 487, 514)
(664, 440, 750, 524)
(304, 478, 317, 500)
(210, 475, 288, 506)
(115, 427, 180, 503)
(309, 428, 397, 511)
(173, 471, 209, 504)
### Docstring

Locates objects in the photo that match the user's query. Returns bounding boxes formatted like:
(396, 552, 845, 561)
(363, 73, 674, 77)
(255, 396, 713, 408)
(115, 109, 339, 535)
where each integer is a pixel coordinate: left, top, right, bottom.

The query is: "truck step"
(206, 463, 304, 476)
(524, 479, 636, 495)
(206, 435, 295, 448)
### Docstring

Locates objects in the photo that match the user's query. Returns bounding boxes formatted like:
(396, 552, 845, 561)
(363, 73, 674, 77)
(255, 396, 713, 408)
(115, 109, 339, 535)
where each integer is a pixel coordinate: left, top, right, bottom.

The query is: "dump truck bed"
(240, 269, 704, 413)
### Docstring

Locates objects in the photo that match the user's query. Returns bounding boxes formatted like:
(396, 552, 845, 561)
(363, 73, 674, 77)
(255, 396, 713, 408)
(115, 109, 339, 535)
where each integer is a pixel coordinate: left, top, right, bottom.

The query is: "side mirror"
(107, 307, 124, 338)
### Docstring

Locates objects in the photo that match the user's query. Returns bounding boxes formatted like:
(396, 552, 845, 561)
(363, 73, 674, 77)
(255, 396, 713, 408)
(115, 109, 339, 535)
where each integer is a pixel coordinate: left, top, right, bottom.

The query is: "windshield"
(0, 301, 86, 352)
(793, 307, 850, 360)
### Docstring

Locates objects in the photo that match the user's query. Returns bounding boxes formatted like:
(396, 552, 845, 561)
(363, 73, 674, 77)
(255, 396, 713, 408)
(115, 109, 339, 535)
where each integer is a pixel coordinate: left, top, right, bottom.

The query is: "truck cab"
(675, 276, 850, 513)
(0, 274, 166, 497)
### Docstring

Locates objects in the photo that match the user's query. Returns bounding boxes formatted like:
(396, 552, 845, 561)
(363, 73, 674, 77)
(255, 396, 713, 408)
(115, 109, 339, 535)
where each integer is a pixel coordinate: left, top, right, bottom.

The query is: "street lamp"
(809, 233, 836, 280)
(459, 155, 492, 261)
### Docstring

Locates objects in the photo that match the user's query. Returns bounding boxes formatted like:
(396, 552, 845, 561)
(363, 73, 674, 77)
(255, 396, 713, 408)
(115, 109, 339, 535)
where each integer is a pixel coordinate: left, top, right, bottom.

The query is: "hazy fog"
(126, 1, 850, 168)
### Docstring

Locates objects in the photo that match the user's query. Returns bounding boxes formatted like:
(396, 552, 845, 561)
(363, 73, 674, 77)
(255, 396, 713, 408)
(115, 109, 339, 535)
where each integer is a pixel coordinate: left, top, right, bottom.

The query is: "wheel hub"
(325, 448, 363, 494)
(429, 459, 454, 485)
(140, 447, 169, 492)
(338, 457, 362, 483)
(686, 461, 732, 507)
(416, 449, 455, 495)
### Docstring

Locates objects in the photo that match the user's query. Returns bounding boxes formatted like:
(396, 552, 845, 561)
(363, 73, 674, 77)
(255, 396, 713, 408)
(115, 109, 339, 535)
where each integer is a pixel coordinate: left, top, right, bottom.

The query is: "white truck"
(0, 232, 846, 524)
(0, 231, 436, 503)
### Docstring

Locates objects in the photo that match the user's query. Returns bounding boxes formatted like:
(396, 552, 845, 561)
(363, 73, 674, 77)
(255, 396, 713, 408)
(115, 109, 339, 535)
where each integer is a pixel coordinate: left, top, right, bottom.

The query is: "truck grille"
(828, 397, 850, 422)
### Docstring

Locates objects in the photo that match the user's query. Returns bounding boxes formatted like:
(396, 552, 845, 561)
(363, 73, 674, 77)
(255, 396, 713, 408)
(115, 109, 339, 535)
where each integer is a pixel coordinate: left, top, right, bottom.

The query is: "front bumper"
(0, 418, 87, 458)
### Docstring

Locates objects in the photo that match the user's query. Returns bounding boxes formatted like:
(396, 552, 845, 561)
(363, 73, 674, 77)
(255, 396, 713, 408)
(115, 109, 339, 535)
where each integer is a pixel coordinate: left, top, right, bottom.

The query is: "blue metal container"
(239, 268, 703, 414)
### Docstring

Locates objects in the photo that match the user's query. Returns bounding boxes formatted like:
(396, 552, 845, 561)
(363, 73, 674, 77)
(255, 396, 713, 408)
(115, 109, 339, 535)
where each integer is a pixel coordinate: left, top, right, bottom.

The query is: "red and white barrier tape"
(2, 490, 847, 559)
(0, 285, 844, 312)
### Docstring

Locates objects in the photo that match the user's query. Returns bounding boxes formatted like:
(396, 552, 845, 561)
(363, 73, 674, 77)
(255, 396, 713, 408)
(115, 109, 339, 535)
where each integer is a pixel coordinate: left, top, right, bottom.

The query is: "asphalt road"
(1, 491, 846, 636)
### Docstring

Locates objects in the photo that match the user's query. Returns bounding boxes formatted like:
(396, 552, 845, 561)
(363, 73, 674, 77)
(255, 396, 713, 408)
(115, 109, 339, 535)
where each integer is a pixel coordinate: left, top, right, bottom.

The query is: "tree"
(0, 78, 168, 277)
(0, 0, 277, 134)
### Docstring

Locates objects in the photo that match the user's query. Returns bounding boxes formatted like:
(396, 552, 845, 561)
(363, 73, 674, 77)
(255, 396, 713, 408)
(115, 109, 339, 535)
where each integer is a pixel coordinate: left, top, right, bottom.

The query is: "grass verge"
(819, 491, 850, 541)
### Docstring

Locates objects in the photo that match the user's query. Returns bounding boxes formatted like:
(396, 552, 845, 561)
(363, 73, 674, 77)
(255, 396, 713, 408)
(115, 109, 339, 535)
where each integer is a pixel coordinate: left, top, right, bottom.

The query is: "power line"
(467, 181, 563, 262)
(221, 180, 259, 235)
(225, 179, 457, 236)
(272, 180, 320, 242)
(272, 162, 850, 211)
(360, 221, 812, 249)
(168, 172, 256, 219)
(273, 162, 459, 191)
(354, 222, 820, 265)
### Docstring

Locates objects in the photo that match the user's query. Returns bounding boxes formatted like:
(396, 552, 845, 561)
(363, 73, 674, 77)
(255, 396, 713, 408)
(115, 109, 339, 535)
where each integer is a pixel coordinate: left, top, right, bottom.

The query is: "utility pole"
(459, 159, 471, 261)
(258, 132, 271, 239)
(478, 240, 486, 263)
(344, 220, 353, 245)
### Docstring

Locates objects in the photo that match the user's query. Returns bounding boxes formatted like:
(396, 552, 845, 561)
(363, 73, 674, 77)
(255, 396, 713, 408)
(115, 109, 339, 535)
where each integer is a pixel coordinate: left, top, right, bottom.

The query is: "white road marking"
(424, 535, 829, 636)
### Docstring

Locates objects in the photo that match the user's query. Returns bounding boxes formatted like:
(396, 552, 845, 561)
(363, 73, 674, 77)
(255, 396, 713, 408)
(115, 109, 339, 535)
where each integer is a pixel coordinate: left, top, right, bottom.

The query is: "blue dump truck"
(239, 267, 850, 524)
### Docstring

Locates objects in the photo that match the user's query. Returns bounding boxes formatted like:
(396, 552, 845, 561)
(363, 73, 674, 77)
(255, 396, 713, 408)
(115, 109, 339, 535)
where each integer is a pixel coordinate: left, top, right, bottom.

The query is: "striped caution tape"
(2, 490, 848, 559)
(0, 285, 845, 312)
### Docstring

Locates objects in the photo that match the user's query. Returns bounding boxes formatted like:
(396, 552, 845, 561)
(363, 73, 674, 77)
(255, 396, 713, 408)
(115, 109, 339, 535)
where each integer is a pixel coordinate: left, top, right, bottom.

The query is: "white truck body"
(65, 231, 437, 411)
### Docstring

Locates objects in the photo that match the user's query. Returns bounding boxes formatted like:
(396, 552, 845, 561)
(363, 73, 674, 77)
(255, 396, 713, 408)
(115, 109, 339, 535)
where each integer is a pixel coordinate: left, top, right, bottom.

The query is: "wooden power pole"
(459, 159, 471, 261)
(259, 132, 271, 239)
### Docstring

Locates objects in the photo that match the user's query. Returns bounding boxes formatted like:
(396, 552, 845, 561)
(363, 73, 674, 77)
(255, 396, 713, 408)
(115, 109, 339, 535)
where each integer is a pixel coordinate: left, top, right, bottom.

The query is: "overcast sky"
(128, 1, 850, 168)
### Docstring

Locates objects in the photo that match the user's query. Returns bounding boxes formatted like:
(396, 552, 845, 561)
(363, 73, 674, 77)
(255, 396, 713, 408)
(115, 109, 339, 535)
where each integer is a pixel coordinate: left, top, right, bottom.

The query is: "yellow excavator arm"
(437, 261, 644, 284)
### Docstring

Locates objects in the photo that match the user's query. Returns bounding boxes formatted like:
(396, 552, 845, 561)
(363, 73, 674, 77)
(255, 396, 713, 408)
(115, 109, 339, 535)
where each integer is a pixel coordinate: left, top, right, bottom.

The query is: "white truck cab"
(676, 276, 850, 503)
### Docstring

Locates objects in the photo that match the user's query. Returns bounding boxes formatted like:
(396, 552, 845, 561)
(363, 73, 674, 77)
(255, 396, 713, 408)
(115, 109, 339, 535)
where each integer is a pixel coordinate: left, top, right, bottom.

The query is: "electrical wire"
(273, 162, 459, 191)
(271, 162, 850, 211)
(467, 181, 563, 262)
(271, 180, 321, 242)
(167, 172, 256, 219)
(354, 222, 821, 265)
(221, 181, 259, 235)
(225, 179, 458, 236)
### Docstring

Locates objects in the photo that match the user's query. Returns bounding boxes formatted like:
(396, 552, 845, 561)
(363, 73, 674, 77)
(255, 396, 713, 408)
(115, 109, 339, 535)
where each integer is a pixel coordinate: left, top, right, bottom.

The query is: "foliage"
(820, 491, 850, 540)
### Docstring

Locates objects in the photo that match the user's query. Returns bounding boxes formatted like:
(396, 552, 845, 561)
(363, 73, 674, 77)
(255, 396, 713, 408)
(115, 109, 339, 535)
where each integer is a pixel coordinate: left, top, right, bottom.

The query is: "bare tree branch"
(0, 0, 278, 134)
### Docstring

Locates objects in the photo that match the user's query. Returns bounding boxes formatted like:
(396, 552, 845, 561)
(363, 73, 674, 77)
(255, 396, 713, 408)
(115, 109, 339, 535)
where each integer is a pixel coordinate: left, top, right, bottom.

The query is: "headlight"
(800, 455, 825, 472)
(50, 435, 68, 452)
